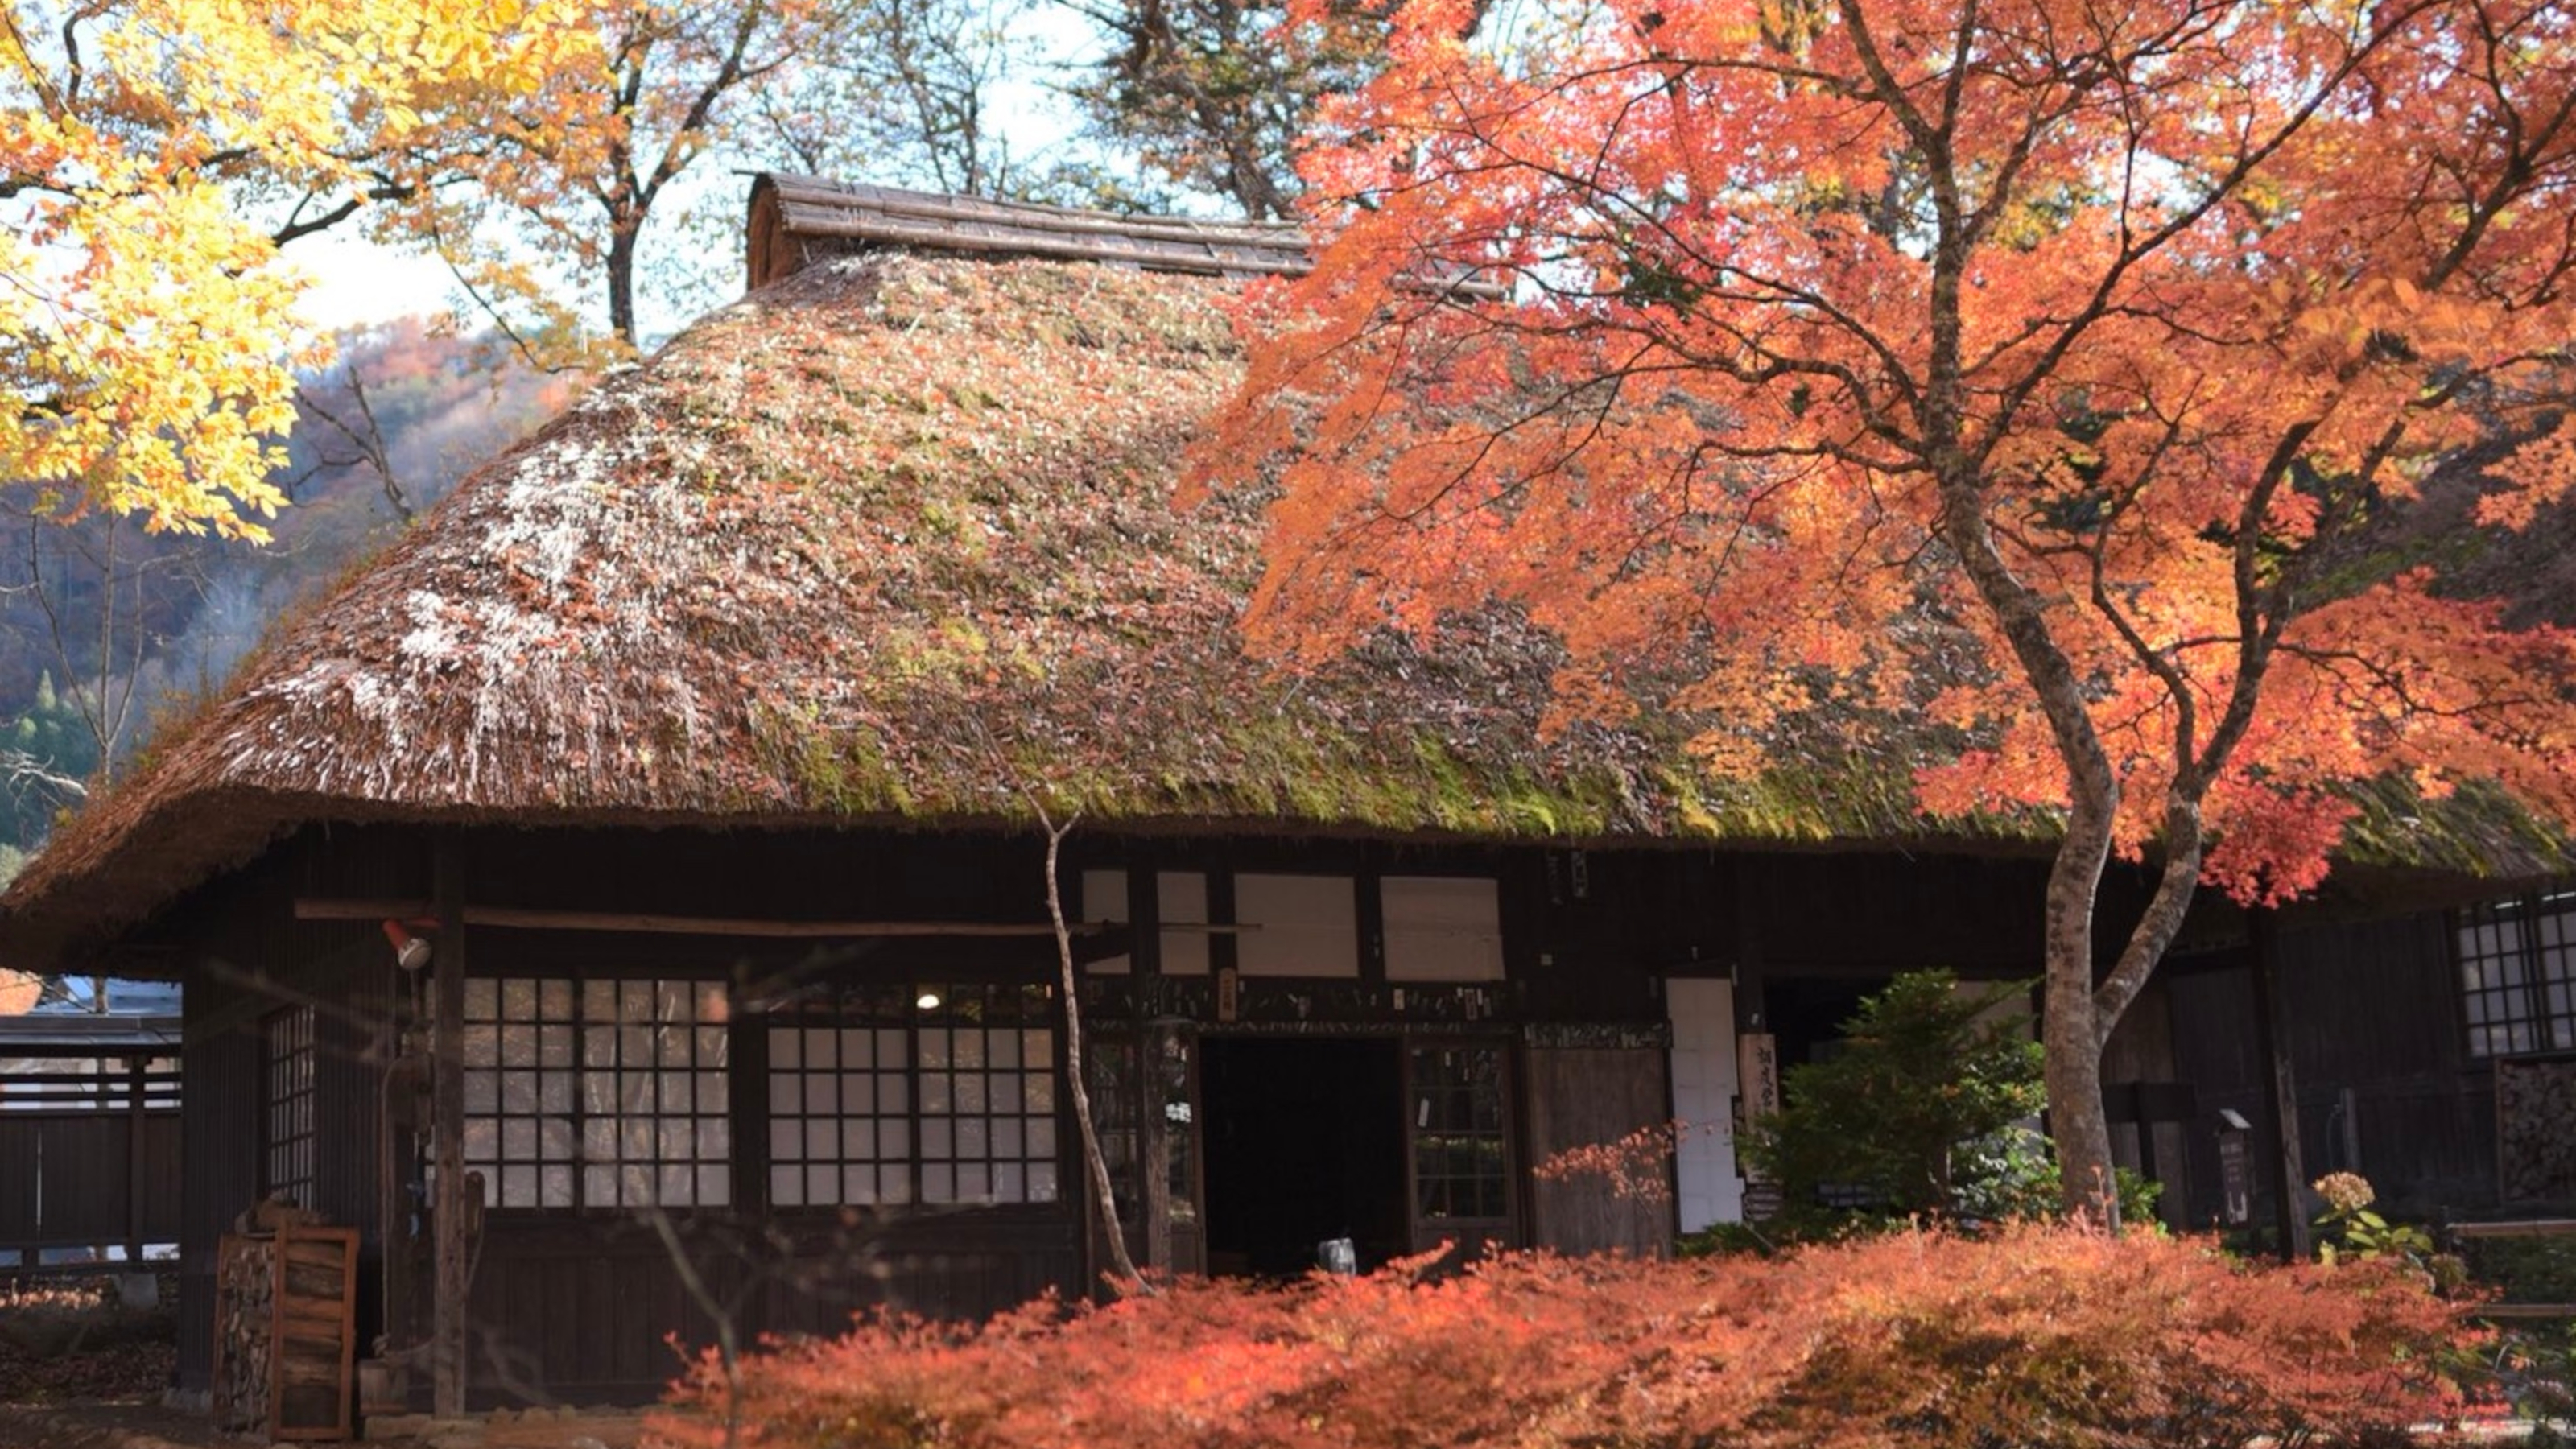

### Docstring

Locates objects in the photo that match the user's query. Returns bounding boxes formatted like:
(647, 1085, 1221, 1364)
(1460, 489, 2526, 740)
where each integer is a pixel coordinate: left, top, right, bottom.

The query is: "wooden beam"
(294, 898, 1143, 939)
(2248, 910, 2312, 1263)
(2450, 1219, 2576, 1240)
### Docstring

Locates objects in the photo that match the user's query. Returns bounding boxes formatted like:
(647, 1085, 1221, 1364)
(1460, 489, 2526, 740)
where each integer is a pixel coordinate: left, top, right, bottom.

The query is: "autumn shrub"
(652, 1224, 2475, 1449)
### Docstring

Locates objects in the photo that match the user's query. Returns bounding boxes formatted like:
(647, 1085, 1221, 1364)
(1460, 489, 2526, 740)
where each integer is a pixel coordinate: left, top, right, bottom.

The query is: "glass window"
(1410, 1046, 1509, 1222)
(460, 976, 730, 1210)
(765, 981, 1059, 1208)
(2458, 890, 2576, 1058)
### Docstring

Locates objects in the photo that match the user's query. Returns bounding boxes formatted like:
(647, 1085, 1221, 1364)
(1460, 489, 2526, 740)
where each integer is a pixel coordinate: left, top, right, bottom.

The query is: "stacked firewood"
(212, 1216, 359, 1441)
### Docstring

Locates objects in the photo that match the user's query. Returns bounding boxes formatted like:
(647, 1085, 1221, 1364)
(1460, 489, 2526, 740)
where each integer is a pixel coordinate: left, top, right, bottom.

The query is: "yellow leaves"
(2, 0, 591, 537)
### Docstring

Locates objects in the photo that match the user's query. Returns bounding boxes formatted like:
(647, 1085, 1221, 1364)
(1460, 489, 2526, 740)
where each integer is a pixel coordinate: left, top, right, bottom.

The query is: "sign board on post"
(1736, 1032, 1781, 1221)
(1737, 1033, 1780, 1121)
(2216, 1108, 2253, 1226)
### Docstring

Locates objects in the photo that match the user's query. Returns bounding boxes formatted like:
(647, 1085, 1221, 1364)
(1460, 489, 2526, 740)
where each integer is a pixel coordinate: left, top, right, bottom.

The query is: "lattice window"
(1410, 1046, 1509, 1222)
(766, 981, 1059, 1208)
(460, 978, 732, 1210)
(262, 1006, 317, 1205)
(2458, 890, 2576, 1059)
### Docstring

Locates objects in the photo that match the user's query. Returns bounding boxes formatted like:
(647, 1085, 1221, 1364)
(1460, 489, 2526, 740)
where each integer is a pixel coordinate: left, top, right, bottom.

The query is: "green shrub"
(1732, 969, 2161, 1238)
(2463, 1235, 2576, 1306)
(1744, 970, 2050, 1230)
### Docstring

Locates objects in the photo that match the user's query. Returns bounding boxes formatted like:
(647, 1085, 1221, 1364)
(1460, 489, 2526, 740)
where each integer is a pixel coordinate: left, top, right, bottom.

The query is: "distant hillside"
(0, 322, 577, 882)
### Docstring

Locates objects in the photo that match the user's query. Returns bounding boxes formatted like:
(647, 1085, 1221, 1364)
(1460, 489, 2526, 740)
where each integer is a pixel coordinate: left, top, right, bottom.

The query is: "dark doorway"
(1763, 977, 1876, 1079)
(1199, 1038, 1406, 1277)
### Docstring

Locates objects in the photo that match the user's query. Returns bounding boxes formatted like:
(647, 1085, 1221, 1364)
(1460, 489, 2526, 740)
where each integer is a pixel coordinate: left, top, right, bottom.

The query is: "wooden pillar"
(380, 963, 418, 1382)
(430, 842, 469, 1417)
(1129, 865, 1169, 1274)
(2248, 911, 2310, 1262)
(124, 1054, 147, 1261)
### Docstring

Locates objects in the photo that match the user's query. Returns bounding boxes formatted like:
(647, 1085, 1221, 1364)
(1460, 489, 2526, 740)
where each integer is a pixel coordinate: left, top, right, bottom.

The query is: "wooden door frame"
(1400, 1034, 1519, 1258)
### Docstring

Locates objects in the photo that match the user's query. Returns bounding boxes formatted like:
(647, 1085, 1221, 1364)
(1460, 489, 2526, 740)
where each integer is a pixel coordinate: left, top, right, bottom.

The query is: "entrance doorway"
(1764, 977, 1876, 1076)
(1199, 1038, 1407, 1277)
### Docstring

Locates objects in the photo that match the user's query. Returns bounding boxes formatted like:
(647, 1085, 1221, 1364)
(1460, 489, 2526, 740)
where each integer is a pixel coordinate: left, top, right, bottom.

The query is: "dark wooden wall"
(161, 832, 419, 1393)
(2165, 910, 2495, 1225)
(177, 982, 258, 1393)
(463, 1212, 1078, 1406)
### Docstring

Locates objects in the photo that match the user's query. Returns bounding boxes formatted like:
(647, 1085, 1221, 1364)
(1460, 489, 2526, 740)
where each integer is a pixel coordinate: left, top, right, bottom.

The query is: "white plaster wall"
(1667, 978, 1744, 1232)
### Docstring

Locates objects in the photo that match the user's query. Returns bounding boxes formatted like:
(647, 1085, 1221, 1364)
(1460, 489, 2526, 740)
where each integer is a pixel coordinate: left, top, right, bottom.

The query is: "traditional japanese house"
(0, 179, 2566, 1414)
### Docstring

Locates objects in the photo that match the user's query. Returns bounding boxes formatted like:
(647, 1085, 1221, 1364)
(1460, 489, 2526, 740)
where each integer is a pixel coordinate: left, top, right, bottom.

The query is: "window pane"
(761, 981, 1058, 1211)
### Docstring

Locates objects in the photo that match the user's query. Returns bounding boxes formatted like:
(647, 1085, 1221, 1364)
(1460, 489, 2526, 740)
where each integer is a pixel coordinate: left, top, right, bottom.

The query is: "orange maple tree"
(1206, 0, 2576, 1218)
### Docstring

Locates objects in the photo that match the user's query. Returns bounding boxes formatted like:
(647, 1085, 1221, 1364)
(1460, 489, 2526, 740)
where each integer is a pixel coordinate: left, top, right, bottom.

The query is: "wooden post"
(125, 1053, 147, 1262)
(2248, 910, 2311, 1262)
(430, 842, 469, 1417)
(1141, 1029, 1171, 1274)
(379, 964, 416, 1389)
(1129, 865, 1169, 1274)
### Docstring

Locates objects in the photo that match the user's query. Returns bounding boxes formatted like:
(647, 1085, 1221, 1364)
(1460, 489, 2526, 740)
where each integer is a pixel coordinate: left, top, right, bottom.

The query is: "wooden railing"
(2452, 1218, 2576, 1320)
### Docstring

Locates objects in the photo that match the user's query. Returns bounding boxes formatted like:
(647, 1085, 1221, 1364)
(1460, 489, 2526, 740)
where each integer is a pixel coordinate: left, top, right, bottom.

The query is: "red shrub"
(652, 1225, 2475, 1449)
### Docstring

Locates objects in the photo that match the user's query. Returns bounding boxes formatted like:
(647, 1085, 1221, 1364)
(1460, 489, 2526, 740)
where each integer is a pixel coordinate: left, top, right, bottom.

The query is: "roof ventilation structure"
(747, 175, 1313, 290)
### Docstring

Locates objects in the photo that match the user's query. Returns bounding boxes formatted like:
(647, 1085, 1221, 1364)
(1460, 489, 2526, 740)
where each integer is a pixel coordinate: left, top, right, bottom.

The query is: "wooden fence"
(0, 1062, 182, 1267)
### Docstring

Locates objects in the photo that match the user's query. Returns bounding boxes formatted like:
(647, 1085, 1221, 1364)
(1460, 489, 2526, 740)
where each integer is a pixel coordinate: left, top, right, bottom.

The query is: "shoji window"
(458, 978, 732, 1210)
(262, 1006, 317, 1206)
(765, 981, 1060, 1208)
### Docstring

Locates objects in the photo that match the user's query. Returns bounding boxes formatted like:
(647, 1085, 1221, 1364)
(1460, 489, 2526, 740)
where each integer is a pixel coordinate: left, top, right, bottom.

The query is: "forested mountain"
(0, 322, 576, 883)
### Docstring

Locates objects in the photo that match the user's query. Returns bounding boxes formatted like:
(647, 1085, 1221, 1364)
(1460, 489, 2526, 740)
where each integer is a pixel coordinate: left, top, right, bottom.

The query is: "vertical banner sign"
(1736, 1032, 1783, 1221)
(2218, 1131, 2252, 1226)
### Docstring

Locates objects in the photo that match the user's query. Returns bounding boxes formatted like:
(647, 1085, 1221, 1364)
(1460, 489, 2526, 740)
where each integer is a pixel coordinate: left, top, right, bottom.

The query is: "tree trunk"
(2040, 799, 2121, 1226)
(2043, 977, 2116, 1224)
(606, 222, 640, 348)
(1034, 813, 1147, 1293)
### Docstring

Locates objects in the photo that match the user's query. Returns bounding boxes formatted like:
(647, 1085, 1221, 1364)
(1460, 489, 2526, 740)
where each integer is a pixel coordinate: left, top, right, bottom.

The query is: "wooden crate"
(212, 1224, 359, 1441)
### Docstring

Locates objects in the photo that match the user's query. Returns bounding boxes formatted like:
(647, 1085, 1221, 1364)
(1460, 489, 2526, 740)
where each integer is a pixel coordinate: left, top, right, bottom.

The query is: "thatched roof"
(0, 187, 2567, 973)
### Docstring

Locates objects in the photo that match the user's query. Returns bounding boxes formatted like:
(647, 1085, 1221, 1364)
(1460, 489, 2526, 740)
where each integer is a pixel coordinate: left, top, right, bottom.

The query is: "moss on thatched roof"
(0, 246, 2566, 972)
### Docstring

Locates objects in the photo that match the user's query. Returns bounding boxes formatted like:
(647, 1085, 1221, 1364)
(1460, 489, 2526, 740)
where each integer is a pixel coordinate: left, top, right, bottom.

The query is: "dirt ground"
(0, 1403, 651, 1448)
(0, 1278, 649, 1447)
(0, 1279, 176, 1410)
